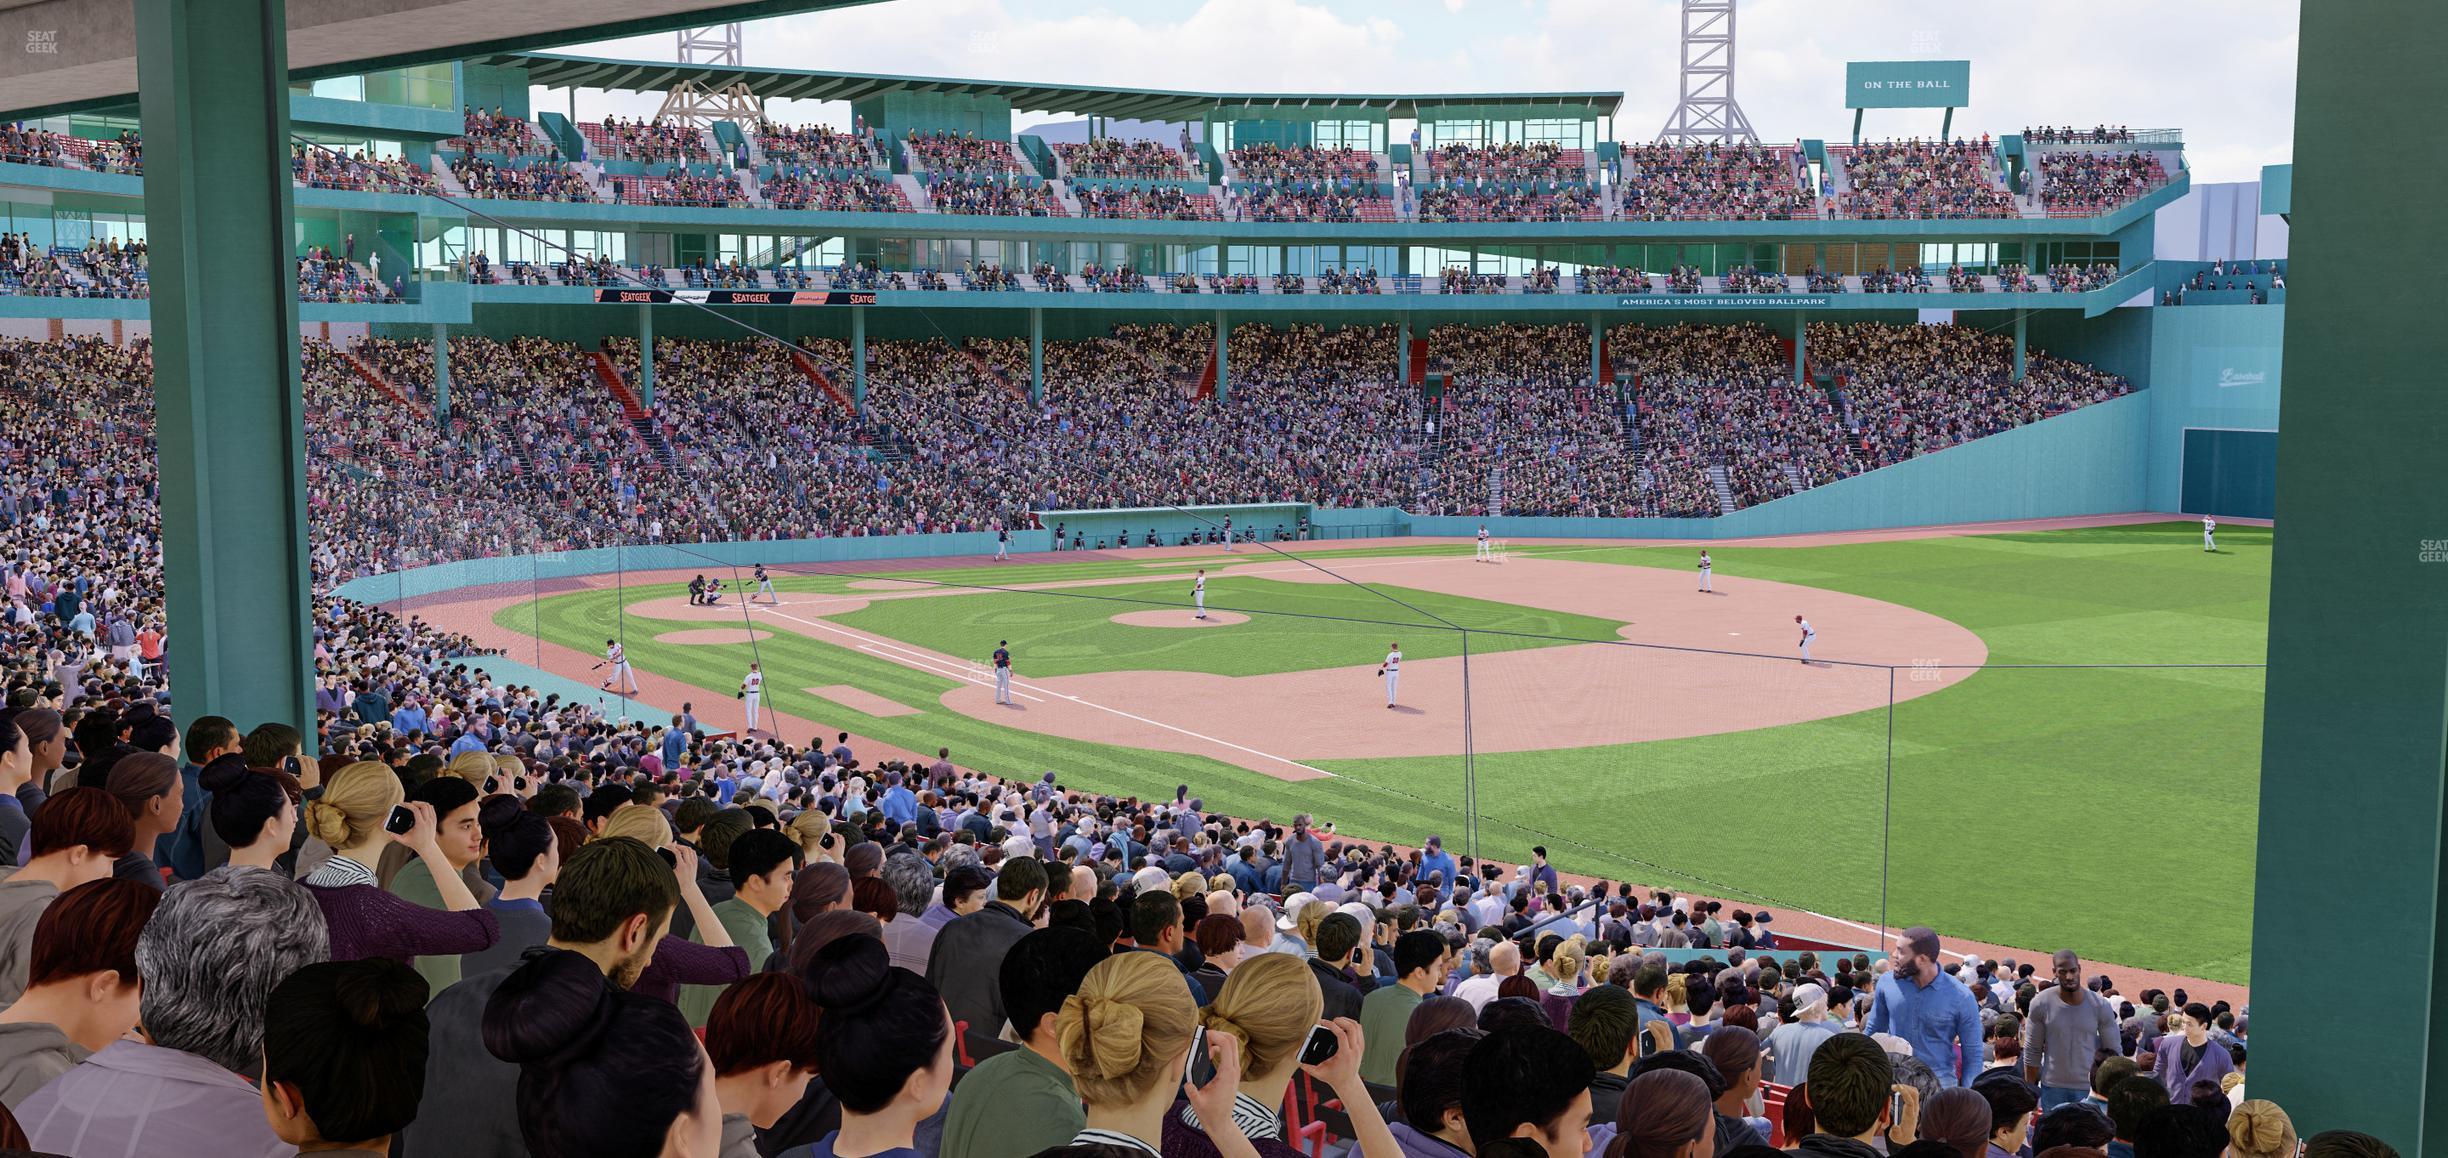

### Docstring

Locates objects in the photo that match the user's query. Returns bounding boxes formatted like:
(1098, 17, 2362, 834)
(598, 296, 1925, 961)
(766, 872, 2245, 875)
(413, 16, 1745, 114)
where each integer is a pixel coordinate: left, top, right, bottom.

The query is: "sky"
(557, 0, 2298, 184)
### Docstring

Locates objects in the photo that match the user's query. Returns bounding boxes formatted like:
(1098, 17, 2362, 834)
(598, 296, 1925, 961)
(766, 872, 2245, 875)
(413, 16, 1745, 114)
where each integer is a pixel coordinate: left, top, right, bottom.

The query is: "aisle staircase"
(959, 346, 1029, 403)
(1193, 348, 1218, 400)
(787, 349, 857, 412)
(894, 173, 933, 212)
(1780, 461, 1807, 495)
(1704, 464, 1739, 515)
(338, 345, 421, 410)
(1406, 337, 1429, 386)
(588, 349, 677, 467)
(1487, 458, 1506, 516)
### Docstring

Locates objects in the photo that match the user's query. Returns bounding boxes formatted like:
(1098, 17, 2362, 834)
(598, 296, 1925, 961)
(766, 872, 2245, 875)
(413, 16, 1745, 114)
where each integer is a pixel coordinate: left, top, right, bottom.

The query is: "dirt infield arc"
(581, 551, 1985, 778)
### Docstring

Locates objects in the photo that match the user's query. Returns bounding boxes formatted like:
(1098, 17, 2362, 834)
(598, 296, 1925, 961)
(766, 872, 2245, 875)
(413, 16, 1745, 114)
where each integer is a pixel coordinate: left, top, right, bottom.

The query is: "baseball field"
(447, 517, 2268, 988)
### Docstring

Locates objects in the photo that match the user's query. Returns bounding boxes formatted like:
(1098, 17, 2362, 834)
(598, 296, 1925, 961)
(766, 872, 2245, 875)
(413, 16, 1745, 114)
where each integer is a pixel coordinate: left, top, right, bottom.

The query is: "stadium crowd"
(1055, 138, 1200, 181)
(907, 131, 1025, 177)
(1428, 141, 1583, 181)
(586, 116, 715, 165)
(1229, 144, 1380, 183)
(1076, 184, 1223, 221)
(455, 108, 544, 157)
(291, 145, 437, 194)
(2036, 152, 2169, 215)
(765, 170, 906, 213)
(448, 157, 598, 202)
(1620, 144, 1815, 221)
(929, 176, 1066, 217)
(1835, 139, 2016, 220)
(757, 121, 879, 169)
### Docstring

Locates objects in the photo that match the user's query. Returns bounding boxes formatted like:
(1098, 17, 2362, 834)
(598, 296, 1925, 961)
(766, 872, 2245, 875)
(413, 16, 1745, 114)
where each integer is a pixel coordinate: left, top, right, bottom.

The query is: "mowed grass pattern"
(825, 577, 1629, 677)
(501, 521, 2267, 982)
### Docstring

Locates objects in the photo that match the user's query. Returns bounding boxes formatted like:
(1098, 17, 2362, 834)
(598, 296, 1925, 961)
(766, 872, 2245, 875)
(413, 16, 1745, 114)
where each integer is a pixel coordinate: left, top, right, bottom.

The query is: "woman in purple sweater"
(299, 761, 498, 965)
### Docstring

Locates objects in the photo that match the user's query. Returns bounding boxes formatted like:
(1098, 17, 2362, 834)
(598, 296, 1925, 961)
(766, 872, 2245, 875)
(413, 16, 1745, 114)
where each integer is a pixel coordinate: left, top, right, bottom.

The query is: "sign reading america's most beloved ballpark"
(1616, 295, 1837, 308)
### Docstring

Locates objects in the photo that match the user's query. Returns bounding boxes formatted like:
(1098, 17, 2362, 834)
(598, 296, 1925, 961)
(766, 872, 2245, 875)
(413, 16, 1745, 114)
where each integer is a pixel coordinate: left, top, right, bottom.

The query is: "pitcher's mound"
(1110, 610, 1249, 629)
(653, 628, 774, 645)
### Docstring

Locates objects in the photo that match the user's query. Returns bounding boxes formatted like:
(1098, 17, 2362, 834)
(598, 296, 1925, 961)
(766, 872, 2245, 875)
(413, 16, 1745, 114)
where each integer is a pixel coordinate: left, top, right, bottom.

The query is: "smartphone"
(1187, 1025, 1217, 1089)
(1890, 1091, 1906, 1125)
(1638, 1021, 1666, 1059)
(657, 846, 679, 870)
(1298, 1024, 1339, 1067)
(384, 805, 417, 835)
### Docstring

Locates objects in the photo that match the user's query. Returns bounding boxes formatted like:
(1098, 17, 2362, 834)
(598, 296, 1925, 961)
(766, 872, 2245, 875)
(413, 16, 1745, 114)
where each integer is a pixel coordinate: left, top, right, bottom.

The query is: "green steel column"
(1212, 311, 1229, 403)
(2012, 309, 2027, 382)
(2250, 2, 2448, 1149)
(1398, 316, 1411, 383)
(636, 305, 655, 409)
(432, 322, 451, 427)
(137, 0, 314, 745)
(1792, 312, 1807, 384)
(1587, 314, 1601, 386)
(851, 304, 867, 415)
(1028, 307, 1044, 406)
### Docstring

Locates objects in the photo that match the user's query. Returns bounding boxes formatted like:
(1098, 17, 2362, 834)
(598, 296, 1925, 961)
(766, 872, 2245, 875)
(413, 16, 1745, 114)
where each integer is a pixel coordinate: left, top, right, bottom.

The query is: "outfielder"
(996, 526, 1010, 562)
(1795, 615, 1816, 665)
(600, 639, 640, 694)
(1193, 569, 1207, 620)
(754, 563, 777, 604)
(2202, 515, 2217, 553)
(991, 640, 1014, 705)
(1697, 550, 1713, 592)
(1379, 641, 1402, 708)
(739, 661, 764, 734)
(1475, 525, 1493, 562)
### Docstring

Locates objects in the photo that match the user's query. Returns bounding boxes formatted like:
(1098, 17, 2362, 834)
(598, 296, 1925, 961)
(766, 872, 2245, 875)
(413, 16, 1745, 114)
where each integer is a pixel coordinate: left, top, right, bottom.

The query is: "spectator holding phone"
(1169, 951, 1402, 1158)
(299, 761, 499, 966)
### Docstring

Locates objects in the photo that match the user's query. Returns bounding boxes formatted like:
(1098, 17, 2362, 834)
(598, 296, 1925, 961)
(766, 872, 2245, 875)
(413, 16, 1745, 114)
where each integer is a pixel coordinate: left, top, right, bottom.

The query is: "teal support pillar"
(1587, 315, 1602, 387)
(431, 322, 451, 427)
(851, 304, 867, 415)
(1212, 311, 1229, 403)
(2012, 309, 2027, 382)
(636, 305, 655, 409)
(138, 0, 315, 745)
(1028, 307, 1044, 406)
(1397, 316, 1411, 384)
(2250, 2, 2448, 1149)
(1792, 312, 1807, 384)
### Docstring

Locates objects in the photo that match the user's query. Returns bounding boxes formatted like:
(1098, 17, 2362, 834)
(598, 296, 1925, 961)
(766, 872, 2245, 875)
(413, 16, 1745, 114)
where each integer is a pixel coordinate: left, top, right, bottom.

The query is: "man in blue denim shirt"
(1865, 925, 1983, 1087)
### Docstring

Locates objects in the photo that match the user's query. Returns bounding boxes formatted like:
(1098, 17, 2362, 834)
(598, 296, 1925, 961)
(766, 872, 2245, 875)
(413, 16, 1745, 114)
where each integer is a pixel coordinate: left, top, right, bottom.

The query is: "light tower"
(657, 24, 764, 128)
(1655, 0, 1758, 144)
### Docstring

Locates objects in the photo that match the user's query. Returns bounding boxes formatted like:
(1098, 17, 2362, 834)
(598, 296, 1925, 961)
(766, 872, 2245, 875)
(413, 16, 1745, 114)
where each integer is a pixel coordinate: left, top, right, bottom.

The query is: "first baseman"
(1795, 615, 1816, 664)
(1379, 641, 1402, 708)
(1697, 550, 1713, 592)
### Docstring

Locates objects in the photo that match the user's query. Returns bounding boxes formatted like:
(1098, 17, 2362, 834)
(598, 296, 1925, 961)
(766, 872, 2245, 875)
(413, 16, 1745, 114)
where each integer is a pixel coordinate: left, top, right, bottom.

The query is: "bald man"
(1068, 864, 1098, 906)
(1453, 939, 1521, 1010)
(1239, 906, 1279, 958)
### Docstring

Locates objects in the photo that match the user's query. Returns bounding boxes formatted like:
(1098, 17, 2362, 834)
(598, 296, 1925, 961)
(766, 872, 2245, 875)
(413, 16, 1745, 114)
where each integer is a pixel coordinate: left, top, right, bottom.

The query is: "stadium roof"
(484, 51, 1625, 121)
(0, 0, 887, 122)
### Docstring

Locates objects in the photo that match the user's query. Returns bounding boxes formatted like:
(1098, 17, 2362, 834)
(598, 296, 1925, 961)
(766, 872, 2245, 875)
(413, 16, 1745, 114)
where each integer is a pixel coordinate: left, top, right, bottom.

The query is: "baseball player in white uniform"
(1795, 616, 1815, 664)
(1697, 550, 1713, 592)
(1193, 570, 1207, 620)
(739, 662, 764, 734)
(2202, 515, 2217, 552)
(600, 639, 640, 694)
(754, 564, 777, 604)
(1379, 642, 1402, 708)
(1475, 525, 1493, 562)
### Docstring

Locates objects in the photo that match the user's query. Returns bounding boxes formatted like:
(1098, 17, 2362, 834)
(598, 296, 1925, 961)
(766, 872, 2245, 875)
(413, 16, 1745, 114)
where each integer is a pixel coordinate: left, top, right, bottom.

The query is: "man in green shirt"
(940, 926, 1108, 1158)
(1359, 929, 1452, 1084)
(679, 828, 798, 1026)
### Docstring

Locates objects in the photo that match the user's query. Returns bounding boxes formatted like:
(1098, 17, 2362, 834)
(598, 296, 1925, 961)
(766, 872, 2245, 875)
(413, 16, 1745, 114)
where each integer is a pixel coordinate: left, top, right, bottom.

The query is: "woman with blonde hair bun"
(595, 803, 673, 848)
(2227, 1100, 2299, 1158)
(786, 810, 840, 864)
(296, 761, 498, 966)
(1055, 951, 1256, 1157)
(1163, 952, 1402, 1158)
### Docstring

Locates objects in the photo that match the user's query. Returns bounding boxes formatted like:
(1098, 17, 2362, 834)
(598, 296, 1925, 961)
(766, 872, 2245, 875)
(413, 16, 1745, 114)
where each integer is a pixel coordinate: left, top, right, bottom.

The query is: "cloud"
(550, 0, 2296, 181)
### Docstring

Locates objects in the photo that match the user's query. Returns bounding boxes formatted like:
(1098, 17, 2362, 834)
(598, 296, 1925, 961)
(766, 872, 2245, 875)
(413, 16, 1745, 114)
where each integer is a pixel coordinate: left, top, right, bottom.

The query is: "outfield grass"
(824, 577, 1628, 677)
(499, 520, 2267, 982)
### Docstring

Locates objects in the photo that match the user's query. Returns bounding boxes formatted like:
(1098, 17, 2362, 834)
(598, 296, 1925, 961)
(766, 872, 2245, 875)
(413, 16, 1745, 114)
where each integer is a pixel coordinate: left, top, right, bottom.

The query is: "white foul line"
(752, 606, 1336, 779)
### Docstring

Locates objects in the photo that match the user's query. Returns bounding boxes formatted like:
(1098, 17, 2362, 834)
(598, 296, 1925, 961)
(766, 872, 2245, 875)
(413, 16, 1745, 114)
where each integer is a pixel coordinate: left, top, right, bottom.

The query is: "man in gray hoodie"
(1284, 813, 1325, 893)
